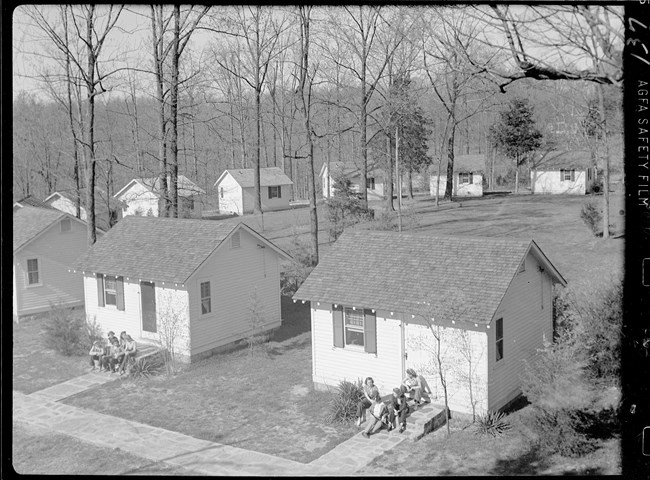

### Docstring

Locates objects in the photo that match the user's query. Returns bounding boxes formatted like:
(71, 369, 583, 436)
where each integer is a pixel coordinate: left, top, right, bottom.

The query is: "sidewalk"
(13, 372, 441, 475)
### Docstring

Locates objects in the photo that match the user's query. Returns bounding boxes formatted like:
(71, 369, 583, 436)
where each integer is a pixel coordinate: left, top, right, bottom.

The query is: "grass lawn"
(12, 421, 202, 476)
(13, 309, 92, 395)
(62, 297, 358, 463)
(363, 408, 621, 476)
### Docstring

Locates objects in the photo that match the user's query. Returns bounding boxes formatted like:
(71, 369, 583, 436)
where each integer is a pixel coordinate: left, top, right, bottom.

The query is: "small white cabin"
(293, 230, 566, 415)
(13, 206, 100, 318)
(44, 188, 122, 231)
(114, 175, 206, 218)
(429, 154, 484, 198)
(71, 216, 291, 362)
(214, 167, 294, 215)
(320, 162, 385, 200)
(530, 150, 596, 195)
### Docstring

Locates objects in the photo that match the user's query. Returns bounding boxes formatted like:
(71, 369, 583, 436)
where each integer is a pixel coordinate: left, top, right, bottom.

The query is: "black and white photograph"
(9, 3, 650, 477)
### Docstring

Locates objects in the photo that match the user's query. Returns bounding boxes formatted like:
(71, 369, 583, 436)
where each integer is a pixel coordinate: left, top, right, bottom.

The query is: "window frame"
(560, 169, 575, 182)
(220, 187, 224, 199)
(459, 172, 471, 184)
(104, 275, 118, 306)
(495, 318, 504, 362)
(200, 280, 211, 315)
(26, 258, 41, 287)
(366, 177, 376, 190)
(268, 185, 281, 199)
(60, 218, 72, 233)
(343, 307, 365, 348)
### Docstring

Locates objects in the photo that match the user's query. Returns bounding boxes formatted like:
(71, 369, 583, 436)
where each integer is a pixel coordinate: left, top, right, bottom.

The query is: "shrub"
(280, 236, 317, 295)
(128, 355, 163, 379)
(580, 201, 602, 236)
(589, 177, 603, 194)
(474, 410, 511, 438)
(326, 379, 365, 424)
(43, 305, 93, 356)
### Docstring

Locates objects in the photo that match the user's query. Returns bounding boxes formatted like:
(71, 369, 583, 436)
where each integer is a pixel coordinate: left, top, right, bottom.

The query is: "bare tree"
(28, 5, 124, 245)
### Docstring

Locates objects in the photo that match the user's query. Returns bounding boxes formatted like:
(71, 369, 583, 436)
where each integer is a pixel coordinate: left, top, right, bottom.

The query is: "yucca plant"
(326, 379, 365, 424)
(474, 410, 512, 438)
(128, 355, 163, 379)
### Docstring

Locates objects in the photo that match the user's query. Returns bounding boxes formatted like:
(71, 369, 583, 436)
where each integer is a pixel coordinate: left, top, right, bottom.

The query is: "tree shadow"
(487, 447, 552, 475)
(272, 296, 311, 343)
(265, 336, 311, 357)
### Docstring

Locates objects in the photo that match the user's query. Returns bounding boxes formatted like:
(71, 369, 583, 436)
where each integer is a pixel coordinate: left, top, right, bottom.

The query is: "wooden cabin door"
(140, 281, 157, 333)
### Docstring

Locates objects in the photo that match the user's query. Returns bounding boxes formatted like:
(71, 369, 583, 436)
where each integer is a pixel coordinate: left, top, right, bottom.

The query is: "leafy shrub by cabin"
(44, 305, 101, 356)
(326, 379, 365, 424)
(580, 201, 602, 236)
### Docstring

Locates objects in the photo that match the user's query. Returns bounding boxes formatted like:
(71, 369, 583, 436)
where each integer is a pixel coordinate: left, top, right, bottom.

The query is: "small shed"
(114, 175, 206, 218)
(71, 216, 291, 362)
(44, 188, 123, 231)
(13, 206, 100, 318)
(214, 167, 294, 215)
(530, 150, 596, 195)
(293, 230, 566, 414)
(429, 154, 484, 197)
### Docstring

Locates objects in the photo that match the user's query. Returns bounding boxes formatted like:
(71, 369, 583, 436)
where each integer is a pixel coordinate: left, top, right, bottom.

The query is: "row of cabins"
(13, 201, 567, 415)
(18, 151, 597, 236)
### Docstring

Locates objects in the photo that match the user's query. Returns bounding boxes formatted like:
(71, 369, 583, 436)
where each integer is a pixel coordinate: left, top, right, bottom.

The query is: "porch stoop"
(402, 402, 449, 441)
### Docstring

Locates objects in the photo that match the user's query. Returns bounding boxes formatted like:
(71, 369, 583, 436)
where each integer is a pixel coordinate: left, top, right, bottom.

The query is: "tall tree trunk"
(385, 132, 394, 211)
(597, 84, 610, 239)
(168, 4, 180, 218)
(152, 6, 168, 217)
(84, 6, 97, 245)
(444, 125, 456, 201)
(407, 168, 413, 199)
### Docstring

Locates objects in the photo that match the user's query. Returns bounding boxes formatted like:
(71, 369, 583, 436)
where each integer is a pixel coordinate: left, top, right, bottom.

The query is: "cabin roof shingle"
(115, 175, 206, 199)
(218, 167, 294, 188)
(14, 205, 66, 252)
(293, 229, 564, 326)
(532, 150, 593, 170)
(71, 216, 244, 283)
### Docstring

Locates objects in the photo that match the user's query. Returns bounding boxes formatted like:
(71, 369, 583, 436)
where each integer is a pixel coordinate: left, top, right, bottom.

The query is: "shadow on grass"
(273, 296, 311, 343)
(487, 447, 552, 475)
(265, 336, 311, 357)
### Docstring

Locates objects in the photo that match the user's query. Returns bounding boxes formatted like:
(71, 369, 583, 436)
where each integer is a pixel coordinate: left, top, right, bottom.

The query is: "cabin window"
(27, 258, 40, 285)
(60, 218, 71, 232)
(332, 305, 377, 353)
(459, 172, 473, 184)
(220, 187, 224, 199)
(200, 281, 211, 315)
(268, 186, 282, 199)
(560, 169, 575, 182)
(231, 231, 241, 248)
(104, 276, 118, 306)
(367, 177, 375, 190)
(495, 318, 504, 362)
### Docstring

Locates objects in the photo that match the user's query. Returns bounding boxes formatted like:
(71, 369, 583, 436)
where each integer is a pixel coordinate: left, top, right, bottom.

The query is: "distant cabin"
(530, 150, 596, 195)
(293, 230, 566, 415)
(429, 154, 484, 197)
(114, 175, 206, 218)
(44, 188, 123, 231)
(71, 216, 291, 362)
(320, 162, 385, 200)
(214, 167, 294, 215)
(13, 206, 101, 318)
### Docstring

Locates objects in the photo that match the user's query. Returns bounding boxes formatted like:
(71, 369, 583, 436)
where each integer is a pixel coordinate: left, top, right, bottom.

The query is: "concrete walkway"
(14, 372, 442, 475)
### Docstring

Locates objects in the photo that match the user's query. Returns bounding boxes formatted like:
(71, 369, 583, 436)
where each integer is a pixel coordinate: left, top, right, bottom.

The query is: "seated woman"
(89, 340, 104, 371)
(356, 377, 379, 427)
(388, 385, 410, 433)
(361, 391, 389, 438)
(402, 368, 433, 405)
(102, 337, 123, 373)
(119, 335, 137, 374)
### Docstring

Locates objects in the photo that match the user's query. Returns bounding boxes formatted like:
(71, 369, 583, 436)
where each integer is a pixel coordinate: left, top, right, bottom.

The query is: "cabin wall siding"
(531, 170, 588, 194)
(487, 251, 555, 410)
(217, 174, 243, 215)
(119, 183, 159, 217)
(14, 218, 90, 316)
(429, 174, 483, 197)
(187, 228, 282, 357)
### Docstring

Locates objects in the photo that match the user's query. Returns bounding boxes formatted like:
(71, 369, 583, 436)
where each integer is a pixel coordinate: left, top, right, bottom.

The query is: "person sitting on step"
(98, 331, 117, 371)
(356, 377, 379, 427)
(89, 340, 104, 371)
(388, 385, 410, 433)
(102, 337, 123, 373)
(402, 368, 433, 406)
(362, 391, 389, 438)
(119, 334, 137, 375)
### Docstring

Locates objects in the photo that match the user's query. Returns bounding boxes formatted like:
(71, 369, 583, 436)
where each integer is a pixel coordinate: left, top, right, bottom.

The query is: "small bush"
(589, 177, 603, 194)
(326, 379, 365, 424)
(128, 355, 163, 379)
(527, 406, 599, 457)
(474, 410, 511, 438)
(281, 236, 317, 296)
(43, 305, 92, 356)
(580, 201, 602, 236)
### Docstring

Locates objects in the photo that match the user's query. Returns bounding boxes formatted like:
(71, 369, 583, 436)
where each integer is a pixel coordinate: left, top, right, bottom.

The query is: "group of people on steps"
(356, 368, 432, 438)
(88, 330, 138, 375)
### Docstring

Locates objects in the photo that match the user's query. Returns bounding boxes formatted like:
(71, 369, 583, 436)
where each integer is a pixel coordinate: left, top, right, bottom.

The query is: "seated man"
(119, 335, 137, 374)
(402, 368, 433, 405)
(361, 391, 389, 438)
(89, 340, 104, 371)
(102, 337, 123, 373)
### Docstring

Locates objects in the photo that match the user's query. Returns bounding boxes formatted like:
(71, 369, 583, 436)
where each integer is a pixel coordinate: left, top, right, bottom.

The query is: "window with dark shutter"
(496, 318, 504, 361)
(116, 276, 125, 311)
(333, 305, 344, 348)
(469, 172, 474, 184)
(364, 309, 377, 354)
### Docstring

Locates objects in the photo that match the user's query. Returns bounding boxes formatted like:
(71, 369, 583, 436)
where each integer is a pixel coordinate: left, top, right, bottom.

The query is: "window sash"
(460, 173, 470, 184)
(268, 186, 281, 199)
(344, 307, 365, 346)
(27, 259, 39, 285)
(200, 281, 211, 315)
(495, 318, 504, 361)
(104, 276, 117, 306)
